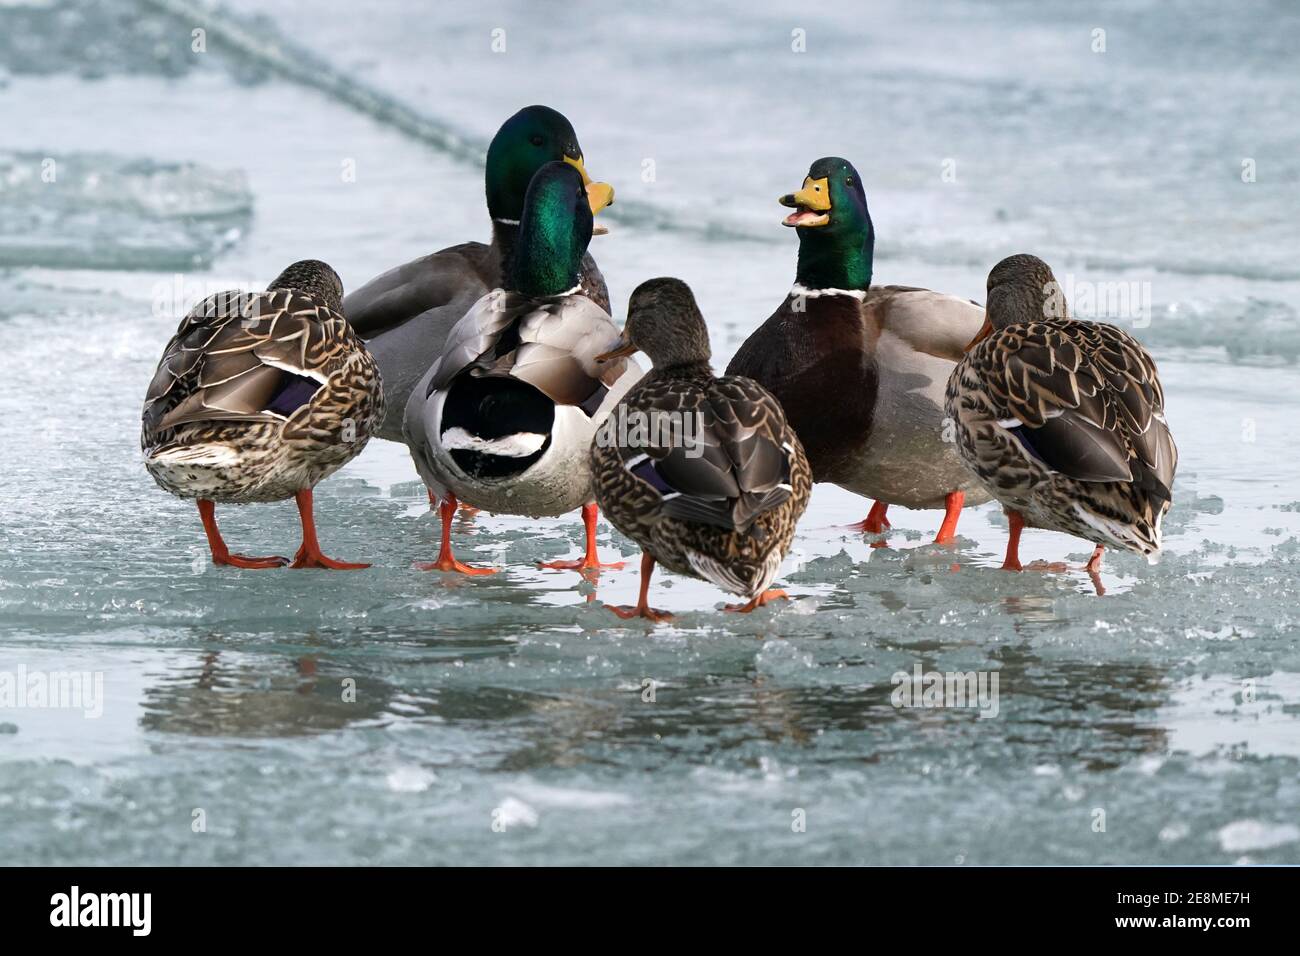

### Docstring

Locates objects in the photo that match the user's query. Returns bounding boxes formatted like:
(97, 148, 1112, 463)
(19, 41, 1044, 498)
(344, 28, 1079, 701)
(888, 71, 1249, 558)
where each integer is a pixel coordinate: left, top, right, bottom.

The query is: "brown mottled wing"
(142, 290, 350, 446)
(428, 290, 627, 407)
(618, 375, 799, 533)
(975, 320, 1176, 499)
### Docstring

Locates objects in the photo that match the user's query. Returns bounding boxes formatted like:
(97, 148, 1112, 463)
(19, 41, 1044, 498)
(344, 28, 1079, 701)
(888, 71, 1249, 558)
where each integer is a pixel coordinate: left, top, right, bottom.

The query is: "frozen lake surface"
(0, 0, 1297, 864)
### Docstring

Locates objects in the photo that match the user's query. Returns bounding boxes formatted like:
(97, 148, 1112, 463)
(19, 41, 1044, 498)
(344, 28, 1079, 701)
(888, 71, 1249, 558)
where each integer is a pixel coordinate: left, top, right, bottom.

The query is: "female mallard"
(726, 157, 989, 543)
(945, 254, 1177, 588)
(344, 105, 613, 442)
(142, 259, 384, 569)
(403, 162, 641, 574)
(592, 278, 811, 620)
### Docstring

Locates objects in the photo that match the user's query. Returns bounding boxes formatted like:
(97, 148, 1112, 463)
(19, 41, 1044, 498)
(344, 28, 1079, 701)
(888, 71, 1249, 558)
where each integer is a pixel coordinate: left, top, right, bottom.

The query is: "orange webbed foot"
(845, 517, 891, 534)
(290, 547, 370, 570)
(541, 504, 623, 572)
(537, 556, 625, 572)
(415, 557, 497, 575)
(1023, 560, 1071, 573)
(846, 501, 891, 547)
(215, 552, 290, 570)
(606, 603, 673, 622)
(725, 588, 789, 613)
(845, 501, 891, 536)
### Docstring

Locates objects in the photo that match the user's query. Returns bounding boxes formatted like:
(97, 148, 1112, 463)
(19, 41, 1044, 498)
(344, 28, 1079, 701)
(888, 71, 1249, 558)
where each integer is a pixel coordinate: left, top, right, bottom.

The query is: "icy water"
(2, 0, 1299, 865)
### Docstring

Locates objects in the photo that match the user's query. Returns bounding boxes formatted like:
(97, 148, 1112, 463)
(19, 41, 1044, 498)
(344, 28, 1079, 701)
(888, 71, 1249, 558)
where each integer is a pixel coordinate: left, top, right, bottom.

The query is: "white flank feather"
(1072, 502, 1160, 559)
(686, 548, 784, 600)
(686, 549, 753, 597)
(146, 443, 242, 467)
(440, 427, 547, 458)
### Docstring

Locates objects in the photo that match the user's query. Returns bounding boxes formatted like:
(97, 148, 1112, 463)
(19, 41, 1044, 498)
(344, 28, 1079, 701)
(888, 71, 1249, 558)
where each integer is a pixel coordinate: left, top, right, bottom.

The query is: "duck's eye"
(529, 134, 545, 147)
(845, 176, 855, 186)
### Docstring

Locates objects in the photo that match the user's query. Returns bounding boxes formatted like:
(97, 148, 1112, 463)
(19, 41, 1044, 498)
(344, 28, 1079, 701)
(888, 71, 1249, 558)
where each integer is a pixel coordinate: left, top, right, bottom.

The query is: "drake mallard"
(945, 254, 1177, 589)
(403, 161, 641, 574)
(344, 105, 613, 442)
(726, 156, 990, 543)
(591, 278, 812, 620)
(142, 259, 384, 569)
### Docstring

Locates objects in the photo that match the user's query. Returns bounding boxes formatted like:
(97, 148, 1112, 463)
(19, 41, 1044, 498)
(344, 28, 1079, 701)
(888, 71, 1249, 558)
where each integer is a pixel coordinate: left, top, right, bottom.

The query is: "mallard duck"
(726, 156, 989, 543)
(945, 254, 1177, 588)
(142, 260, 384, 569)
(344, 105, 613, 442)
(591, 278, 812, 620)
(403, 161, 641, 573)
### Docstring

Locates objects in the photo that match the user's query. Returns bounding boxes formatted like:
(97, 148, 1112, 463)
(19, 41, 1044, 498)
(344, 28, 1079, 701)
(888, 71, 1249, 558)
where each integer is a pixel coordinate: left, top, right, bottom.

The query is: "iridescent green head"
(485, 105, 613, 227)
(779, 156, 874, 291)
(507, 162, 594, 297)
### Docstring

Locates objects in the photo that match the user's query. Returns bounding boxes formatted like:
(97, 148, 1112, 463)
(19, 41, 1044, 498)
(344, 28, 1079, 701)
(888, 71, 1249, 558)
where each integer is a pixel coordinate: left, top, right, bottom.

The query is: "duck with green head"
(402, 161, 641, 574)
(726, 156, 990, 544)
(344, 105, 614, 442)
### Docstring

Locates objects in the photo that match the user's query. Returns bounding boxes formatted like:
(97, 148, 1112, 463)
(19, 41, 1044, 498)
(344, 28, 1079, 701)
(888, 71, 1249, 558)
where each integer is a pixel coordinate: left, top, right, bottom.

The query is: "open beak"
(564, 154, 614, 234)
(594, 334, 637, 363)
(963, 317, 994, 352)
(779, 176, 831, 228)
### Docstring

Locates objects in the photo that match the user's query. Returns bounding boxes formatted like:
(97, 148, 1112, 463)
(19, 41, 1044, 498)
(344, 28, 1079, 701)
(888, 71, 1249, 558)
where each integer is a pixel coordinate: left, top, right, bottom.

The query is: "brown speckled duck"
(592, 278, 812, 620)
(142, 259, 384, 569)
(727, 157, 990, 544)
(945, 254, 1178, 587)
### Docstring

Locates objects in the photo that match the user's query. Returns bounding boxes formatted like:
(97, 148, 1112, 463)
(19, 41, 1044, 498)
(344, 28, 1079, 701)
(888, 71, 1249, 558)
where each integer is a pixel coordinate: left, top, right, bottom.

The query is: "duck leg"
(725, 589, 790, 613)
(289, 489, 370, 569)
(607, 553, 672, 621)
(197, 499, 288, 569)
(538, 503, 626, 571)
(1085, 545, 1105, 573)
(1085, 544, 1106, 595)
(1001, 510, 1025, 571)
(416, 492, 497, 575)
(427, 489, 479, 518)
(934, 490, 965, 544)
(846, 500, 890, 535)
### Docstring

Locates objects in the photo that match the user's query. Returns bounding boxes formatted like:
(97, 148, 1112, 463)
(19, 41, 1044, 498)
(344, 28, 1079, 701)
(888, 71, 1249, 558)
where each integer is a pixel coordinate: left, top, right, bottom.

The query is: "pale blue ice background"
(1, 0, 1298, 864)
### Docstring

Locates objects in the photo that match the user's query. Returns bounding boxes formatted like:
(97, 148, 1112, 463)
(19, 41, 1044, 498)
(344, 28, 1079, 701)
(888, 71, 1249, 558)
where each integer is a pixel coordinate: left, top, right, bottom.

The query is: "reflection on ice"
(1161, 672, 1300, 760)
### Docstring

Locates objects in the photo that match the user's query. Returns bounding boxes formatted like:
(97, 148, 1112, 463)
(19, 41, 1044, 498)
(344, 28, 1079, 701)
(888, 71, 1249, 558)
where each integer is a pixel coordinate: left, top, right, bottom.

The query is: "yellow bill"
(779, 176, 832, 227)
(565, 153, 615, 231)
